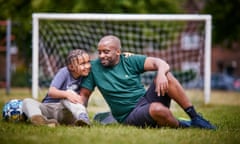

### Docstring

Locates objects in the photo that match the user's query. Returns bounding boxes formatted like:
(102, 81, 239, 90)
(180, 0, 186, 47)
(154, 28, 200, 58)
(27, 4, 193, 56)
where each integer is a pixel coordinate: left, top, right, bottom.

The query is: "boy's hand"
(123, 52, 134, 57)
(66, 90, 82, 104)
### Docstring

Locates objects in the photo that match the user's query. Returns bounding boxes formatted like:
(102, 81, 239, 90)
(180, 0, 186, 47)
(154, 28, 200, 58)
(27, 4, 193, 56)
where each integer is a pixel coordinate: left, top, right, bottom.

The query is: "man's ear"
(116, 49, 121, 56)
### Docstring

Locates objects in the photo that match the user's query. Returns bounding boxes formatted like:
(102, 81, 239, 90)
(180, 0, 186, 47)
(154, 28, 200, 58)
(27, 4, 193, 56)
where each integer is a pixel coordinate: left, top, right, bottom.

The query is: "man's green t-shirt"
(81, 54, 147, 122)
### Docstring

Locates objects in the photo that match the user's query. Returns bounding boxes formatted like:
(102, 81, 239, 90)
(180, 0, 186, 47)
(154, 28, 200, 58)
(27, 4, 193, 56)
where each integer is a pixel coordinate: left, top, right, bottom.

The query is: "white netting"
(38, 19, 205, 89)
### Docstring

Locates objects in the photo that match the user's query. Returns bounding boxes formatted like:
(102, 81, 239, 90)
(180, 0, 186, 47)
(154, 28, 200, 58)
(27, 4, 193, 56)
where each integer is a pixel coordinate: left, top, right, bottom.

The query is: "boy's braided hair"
(66, 49, 87, 65)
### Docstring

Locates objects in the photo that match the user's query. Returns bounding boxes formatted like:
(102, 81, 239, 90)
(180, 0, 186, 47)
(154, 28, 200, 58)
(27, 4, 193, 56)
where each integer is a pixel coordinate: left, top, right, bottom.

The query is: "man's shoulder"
(121, 54, 146, 62)
(122, 53, 146, 58)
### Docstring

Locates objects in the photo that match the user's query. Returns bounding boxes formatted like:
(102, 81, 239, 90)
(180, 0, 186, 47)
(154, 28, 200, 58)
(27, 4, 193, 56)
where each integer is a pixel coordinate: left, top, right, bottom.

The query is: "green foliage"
(203, 0, 240, 48)
(173, 69, 197, 84)
(31, 0, 75, 12)
(11, 66, 30, 87)
(0, 0, 32, 65)
(72, 0, 185, 13)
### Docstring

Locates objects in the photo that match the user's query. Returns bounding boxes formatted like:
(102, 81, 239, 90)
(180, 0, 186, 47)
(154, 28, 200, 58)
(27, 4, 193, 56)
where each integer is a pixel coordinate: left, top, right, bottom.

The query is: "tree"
(203, 0, 240, 48)
(72, 0, 185, 13)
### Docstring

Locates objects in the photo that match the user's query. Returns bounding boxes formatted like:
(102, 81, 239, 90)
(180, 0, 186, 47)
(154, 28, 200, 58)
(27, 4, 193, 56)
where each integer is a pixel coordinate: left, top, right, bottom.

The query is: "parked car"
(211, 73, 235, 90)
(233, 78, 240, 91)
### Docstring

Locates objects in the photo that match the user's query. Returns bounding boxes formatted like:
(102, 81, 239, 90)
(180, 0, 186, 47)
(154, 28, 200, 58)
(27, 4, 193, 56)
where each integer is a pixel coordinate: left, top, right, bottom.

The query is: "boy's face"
(68, 53, 91, 78)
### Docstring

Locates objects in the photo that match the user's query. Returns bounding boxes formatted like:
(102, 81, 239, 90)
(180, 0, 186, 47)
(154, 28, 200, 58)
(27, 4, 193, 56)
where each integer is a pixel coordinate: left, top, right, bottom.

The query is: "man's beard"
(100, 59, 115, 67)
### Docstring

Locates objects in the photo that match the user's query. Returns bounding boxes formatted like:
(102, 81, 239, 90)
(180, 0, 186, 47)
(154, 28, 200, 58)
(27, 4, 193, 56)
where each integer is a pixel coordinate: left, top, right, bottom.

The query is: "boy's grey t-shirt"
(42, 67, 82, 103)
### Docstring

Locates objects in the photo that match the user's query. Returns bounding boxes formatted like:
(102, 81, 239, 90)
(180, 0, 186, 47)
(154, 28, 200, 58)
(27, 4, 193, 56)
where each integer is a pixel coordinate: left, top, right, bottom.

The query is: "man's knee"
(166, 72, 177, 84)
(149, 103, 170, 119)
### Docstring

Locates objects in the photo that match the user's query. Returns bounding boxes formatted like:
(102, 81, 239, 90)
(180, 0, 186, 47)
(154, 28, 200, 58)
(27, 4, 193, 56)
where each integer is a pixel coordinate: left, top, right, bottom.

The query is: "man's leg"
(124, 95, 189, 128)
(93, 111, 117, 125)
(123, 97, 158, 128)
(166, 72, 216, 129)
(144, 82, 190, 128)
(166, 73, 193, 109)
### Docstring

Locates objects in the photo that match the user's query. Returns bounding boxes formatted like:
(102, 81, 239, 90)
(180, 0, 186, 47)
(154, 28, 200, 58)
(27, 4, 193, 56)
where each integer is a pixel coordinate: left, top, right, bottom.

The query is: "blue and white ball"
(2, 99, 25, 122)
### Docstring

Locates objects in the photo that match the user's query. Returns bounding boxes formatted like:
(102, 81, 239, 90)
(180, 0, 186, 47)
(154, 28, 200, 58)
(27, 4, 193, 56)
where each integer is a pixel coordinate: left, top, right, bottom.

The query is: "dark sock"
(184, 106, 198, 119)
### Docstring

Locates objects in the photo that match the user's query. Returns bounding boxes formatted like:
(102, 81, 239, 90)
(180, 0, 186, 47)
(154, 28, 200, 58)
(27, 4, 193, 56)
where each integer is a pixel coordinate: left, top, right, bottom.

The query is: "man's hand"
(144, 57, 170, 96)
(155, 73, 169, 96)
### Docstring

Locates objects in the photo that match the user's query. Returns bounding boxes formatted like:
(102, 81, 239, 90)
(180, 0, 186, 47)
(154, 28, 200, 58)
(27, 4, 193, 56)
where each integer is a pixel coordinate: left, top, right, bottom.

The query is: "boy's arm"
(48, 86, 82, 104)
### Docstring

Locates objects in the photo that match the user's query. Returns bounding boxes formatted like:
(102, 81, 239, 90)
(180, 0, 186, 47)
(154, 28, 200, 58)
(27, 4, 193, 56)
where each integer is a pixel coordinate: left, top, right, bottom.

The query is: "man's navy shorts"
(123, 82, 171, 128)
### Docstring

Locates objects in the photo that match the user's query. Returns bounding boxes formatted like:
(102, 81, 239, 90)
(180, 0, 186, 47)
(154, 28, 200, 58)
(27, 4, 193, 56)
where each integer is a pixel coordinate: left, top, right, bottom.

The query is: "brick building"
(212, 47, 240, 77)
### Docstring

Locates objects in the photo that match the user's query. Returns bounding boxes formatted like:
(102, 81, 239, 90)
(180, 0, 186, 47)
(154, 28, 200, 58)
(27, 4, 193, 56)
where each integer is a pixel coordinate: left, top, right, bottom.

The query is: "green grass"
(0, 88, 240, 144)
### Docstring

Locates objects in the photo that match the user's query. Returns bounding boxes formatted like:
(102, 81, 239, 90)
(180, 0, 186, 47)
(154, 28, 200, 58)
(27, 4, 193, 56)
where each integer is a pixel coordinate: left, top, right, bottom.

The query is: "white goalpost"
(32, 13, 212, 104)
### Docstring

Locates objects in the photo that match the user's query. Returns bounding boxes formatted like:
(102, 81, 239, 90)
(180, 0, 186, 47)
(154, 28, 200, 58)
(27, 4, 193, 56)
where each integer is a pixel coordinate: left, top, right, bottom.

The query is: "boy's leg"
(22, 98, 58, 127)
(22, 98, 42, 117)
(61, 99, 90, 126)
(41, 103, 75, 125)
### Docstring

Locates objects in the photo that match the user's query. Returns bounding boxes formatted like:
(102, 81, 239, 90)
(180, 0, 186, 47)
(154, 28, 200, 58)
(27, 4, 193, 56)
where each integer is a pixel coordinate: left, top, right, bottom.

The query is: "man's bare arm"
(144, 57, 170, 96)
(79, 87, 92, 107)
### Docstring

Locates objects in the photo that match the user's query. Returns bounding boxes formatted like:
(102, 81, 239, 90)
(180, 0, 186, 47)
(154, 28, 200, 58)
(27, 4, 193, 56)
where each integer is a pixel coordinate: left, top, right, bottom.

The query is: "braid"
(66, 49, 86, 65)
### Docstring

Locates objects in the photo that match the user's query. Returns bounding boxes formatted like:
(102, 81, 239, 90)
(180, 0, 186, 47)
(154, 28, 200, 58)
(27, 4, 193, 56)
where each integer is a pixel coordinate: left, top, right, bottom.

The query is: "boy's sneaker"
(30, 115, 59, 127)
(191, 114, 216, 130)
(75, 112, 90, 127)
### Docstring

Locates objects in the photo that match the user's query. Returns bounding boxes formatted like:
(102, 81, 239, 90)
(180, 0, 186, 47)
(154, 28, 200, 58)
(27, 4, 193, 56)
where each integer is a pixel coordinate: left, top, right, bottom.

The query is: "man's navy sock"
(184, 106, 198, 119)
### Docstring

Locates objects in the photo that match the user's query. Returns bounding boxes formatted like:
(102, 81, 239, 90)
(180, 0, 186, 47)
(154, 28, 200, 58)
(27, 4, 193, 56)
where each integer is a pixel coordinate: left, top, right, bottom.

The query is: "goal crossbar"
(33, 13, 211, 21)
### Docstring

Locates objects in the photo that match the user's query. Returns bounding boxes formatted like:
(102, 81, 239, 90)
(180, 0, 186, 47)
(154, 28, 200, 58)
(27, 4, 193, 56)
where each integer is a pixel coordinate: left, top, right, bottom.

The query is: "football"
(2, 99, 25, 122)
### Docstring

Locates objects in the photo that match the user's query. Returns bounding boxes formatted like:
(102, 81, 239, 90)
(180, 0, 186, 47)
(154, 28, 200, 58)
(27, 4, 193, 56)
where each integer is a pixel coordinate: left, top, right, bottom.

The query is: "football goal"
(32, 13, 212, 104)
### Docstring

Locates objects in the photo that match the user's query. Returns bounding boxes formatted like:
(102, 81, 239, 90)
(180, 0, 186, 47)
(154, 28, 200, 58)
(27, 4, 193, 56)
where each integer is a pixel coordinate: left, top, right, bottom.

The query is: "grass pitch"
(0, 88, 240, 144)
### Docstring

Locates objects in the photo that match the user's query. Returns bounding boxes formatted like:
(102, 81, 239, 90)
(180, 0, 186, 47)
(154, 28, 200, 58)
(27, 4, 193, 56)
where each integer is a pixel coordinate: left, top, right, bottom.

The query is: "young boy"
(22, 49, 91, 127)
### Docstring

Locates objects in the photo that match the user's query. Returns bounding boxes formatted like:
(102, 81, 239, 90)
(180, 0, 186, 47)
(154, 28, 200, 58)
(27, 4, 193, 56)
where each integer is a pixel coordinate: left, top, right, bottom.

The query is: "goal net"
(32, 13, 212, 104)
